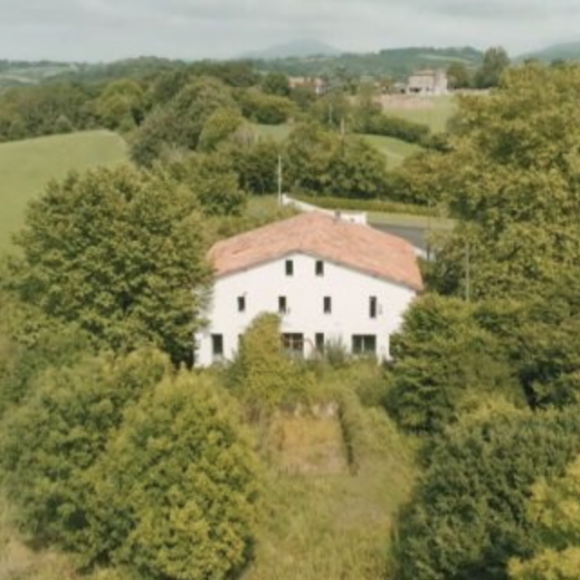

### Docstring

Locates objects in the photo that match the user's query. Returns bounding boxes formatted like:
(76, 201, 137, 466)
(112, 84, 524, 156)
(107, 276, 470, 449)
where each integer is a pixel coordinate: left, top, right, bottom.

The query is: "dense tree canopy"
(395, 408, 580, 580)
(428, 63, 580, 300)
(8, 166, 211, 364)
(83, 372, 258, 580)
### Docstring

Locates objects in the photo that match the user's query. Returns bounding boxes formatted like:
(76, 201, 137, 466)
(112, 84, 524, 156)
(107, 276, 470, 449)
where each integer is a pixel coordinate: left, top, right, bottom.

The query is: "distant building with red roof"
(195, 212, 422, 365)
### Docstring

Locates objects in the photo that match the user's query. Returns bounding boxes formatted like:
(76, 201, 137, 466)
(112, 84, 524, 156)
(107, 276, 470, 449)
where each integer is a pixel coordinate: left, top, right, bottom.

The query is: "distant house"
(406, 69, 448, 95)
(288, 76, 326, 95)
(195, 212, 422, 366)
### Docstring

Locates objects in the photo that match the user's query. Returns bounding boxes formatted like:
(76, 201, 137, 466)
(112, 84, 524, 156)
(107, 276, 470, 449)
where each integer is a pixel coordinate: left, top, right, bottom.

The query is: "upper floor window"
(285, 260, 294, 276)
(315, 260, 325, 276)
(369, 296, 377, 319)
(279, 296, 288, 314)
(323, 296, 332, 314)
(237, 296, 246, 313)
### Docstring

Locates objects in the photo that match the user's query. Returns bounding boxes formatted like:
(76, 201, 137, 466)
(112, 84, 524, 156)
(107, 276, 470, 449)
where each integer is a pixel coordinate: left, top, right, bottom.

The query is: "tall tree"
(8, 167, 211, 364)
(475, 46, 510, 88)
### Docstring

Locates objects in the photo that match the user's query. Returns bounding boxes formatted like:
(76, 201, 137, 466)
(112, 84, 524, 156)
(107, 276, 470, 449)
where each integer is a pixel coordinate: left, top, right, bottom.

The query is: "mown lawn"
(0, 130, 128, 256)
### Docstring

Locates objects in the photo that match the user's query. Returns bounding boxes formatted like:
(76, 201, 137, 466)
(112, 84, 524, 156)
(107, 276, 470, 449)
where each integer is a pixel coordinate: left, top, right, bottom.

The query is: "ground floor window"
(352, 334, 377, 355)
(211, 334, 224, 362)
(315, 333, 325, 353)
(282, 333, 304, 357)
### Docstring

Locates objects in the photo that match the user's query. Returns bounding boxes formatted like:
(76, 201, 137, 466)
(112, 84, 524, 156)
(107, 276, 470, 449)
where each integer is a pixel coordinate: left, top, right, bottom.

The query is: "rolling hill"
(516, 41, 580, 63)
(0, 130, 129, 255)
(243, 39, 342, 60)
(253, 46, 483, 81)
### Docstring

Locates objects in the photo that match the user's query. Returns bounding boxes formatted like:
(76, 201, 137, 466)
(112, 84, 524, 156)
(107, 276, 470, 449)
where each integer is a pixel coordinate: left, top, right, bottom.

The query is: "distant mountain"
(253, 46, 483, 81)
(243, 40, 342, 60)
(516, 41, 580, 63)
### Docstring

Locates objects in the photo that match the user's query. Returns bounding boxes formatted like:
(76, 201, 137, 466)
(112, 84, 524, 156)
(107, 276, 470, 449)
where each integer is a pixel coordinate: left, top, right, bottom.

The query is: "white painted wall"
(195, 252, 417, 367)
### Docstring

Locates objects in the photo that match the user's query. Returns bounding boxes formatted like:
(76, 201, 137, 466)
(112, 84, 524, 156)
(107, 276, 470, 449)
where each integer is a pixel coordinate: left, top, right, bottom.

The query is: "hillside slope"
(516, 41, 580, 62)
(0, 130, 128, 255)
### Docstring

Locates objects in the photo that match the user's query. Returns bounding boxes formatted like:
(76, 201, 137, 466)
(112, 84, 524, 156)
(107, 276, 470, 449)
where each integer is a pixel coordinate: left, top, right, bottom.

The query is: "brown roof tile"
(208, 212, 423, 291)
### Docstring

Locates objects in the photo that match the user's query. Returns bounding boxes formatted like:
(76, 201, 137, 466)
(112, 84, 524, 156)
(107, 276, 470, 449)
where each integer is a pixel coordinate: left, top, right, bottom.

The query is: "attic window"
(315, 260, 324, 276)
(238, 296, 246, 313)
(285, 260, 294, 276)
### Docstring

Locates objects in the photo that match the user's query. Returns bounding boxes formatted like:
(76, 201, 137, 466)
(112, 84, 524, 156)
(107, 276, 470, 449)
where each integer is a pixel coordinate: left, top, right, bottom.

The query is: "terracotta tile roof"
(208, 212, 423, 292)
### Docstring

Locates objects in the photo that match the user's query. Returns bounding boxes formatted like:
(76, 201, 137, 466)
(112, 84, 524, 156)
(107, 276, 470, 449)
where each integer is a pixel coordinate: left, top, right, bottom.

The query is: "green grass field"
(252, 123, 422, 168)
(0, 130, 129, 256)
(381, 95, 457, 133)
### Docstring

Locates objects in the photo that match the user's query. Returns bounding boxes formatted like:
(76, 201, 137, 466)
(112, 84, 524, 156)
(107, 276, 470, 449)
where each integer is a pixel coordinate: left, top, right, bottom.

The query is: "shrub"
(83, 372, 258, 580)
(0, 348, 171, 548)
(228, 313, 312, 419)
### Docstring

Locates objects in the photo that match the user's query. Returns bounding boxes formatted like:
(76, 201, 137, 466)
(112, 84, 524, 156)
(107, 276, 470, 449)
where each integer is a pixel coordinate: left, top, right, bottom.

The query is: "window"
(278, 296, 287, 314)
(352, 335, 377, 355)
(315, 260, 325, 276)
(315, 333, 325, 353)
(285, 259, 294, 276)
(282, 333, 304, 357)
(323, 296, 332, 314)
(211, 334, 224, 361)
(369, 296, 377, 319)
(237, 296, 246, 313)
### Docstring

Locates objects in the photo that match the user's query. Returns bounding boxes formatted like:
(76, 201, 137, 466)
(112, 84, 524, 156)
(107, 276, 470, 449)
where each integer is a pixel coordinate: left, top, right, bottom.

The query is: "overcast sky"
(0, 0, 578, 62)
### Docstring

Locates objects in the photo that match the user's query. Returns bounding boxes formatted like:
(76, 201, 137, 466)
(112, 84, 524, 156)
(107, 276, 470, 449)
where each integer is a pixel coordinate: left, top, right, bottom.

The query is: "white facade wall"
(195, 252, 417, 367)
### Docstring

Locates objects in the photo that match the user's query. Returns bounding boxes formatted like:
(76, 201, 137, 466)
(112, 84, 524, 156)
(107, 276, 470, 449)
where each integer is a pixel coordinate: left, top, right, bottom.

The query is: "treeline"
(381, 61, 580, 580)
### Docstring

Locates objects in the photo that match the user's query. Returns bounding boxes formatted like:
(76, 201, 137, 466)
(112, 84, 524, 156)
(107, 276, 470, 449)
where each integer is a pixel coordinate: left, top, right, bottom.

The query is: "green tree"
(131, 77, 238, 166)
(447, 62, 472, 89)
(229, 313, 309, 419)
(386, 295, 523, 433)
(509, 456, 580, 580)
(428, 63, 580, 300)
(394, 407, 580, 580)
(198, 108, 246, 152)
(0, 348, 171, 547)
(260, 71, 290, 96)
(475, 46, 511, 88)
(95, 80, 145, 131)
(9, 167, 211, 364)
(239, 90, 296, 125)
(83, 372, 258, 580)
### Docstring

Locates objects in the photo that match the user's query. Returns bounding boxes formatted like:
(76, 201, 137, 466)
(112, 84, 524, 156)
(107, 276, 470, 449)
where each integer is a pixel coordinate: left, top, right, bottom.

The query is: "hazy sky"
(0, 0, 578, 62)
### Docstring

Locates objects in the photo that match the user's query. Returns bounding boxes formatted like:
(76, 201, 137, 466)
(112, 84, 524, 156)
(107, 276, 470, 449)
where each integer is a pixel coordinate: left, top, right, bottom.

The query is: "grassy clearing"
(251, 123, 422, 167)
(381, 95, 457, 133)
(0, 130, 128, 256)
(360, 135, 423, 168)
(244, 400, 416, 580)
(368, 211, 454, 231)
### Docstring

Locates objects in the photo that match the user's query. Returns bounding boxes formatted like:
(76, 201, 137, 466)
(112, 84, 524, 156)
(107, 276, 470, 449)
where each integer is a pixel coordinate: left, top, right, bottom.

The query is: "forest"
(1, 53, 580, 580)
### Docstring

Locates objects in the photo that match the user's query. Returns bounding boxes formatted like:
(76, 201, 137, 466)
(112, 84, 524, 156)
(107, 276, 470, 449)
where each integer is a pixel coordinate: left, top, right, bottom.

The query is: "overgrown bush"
(229, 314, 313, 419)
(0, 348, 171, 548)
(83, 372, 258, 580)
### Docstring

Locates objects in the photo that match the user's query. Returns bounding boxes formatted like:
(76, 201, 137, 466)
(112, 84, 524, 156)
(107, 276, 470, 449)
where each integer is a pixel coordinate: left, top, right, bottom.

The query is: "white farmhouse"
(195, 212, 423, 366)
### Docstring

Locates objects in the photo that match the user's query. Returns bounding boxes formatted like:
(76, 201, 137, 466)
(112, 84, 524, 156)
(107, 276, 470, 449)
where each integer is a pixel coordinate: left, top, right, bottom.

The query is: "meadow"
(379, 95, 457, 133)
(0, 131, 128, 255)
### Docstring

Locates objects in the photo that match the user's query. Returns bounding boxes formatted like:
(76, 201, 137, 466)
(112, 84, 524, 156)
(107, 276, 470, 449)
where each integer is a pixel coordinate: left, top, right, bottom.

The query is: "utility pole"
(464, 241, 471, 302)
(277, 154, 283, 207)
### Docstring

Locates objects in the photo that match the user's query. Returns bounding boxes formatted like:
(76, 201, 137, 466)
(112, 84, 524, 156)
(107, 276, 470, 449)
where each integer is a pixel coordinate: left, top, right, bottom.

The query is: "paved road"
(371, 224, 428, 252)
